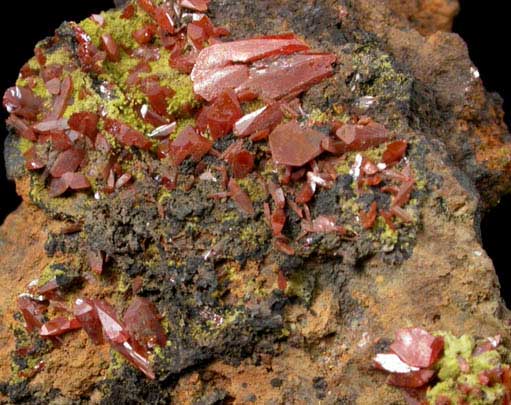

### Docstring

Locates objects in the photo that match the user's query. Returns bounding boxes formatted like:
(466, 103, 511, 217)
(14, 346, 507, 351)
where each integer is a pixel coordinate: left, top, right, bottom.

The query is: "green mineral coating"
(38, 264, 66, 287)
(237, 177, 267, 202)
(18, 138, 33, 154)
(427, 332, 509, 404)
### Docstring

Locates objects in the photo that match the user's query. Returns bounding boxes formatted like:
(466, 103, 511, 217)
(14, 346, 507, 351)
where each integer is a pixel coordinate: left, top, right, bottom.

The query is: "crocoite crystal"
(390, 328, 444, 368)
(74, 298, 104, 344)
(40, 317, 81, 337)
(269, 120, 325, 167)
(124, 297, 167, 352)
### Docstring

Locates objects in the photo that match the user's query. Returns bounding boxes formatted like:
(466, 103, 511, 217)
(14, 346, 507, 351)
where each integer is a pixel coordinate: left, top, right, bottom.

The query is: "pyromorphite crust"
(2, 0, 427, 393)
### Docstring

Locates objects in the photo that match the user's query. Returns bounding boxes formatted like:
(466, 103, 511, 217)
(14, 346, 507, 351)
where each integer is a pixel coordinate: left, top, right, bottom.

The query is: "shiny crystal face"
(4, 0, 417, 380)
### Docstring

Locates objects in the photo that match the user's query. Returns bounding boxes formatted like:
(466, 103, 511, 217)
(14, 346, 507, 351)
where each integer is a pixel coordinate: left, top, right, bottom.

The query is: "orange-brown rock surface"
(1, 1, 511, 404)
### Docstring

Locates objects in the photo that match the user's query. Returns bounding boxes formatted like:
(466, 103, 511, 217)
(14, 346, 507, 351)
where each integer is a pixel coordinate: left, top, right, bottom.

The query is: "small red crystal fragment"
(50, 148, 85, 178)
(94, 300, 130, 344)
(192, 34, 309, 71)
(104, 118, 152, 150)
(167, 126, 212, 165)
(101, 34, 121, 62)
(295, 181, 315, 204)
(154, 5, 176, 34)
(237, 53, 336, 101)
(72, 24, 106, 72)
(234, 103, 284, 138)
(383, 140, 408, 165)
(387, 369, 435, 388)
(271, 208, 286, 237)
(127, 61, 151, 86)
(269, 120, 325, 167)
(87, 250, 104, 275)
(138, 0, 157, 16)
(390, 328, 444, 368)
(392, 180, 415, 208)
(121, 4, 136, 19)
(95, 133, 111, 153)
(192, 65, 249, 102)
(74, 298, 104, 344)
(360, 202, 378, 229)
(141, 79, 175, 116)
(133, 25, 157, 45)
(275, 239, 295, 255)
(49, 76, 73, 119)
(187, 22, 208, 50)
(302, 215, 345, 234)
(124, 297, 167, 351)
(35, 47, 47, 66)
(229, 150, 254, 179)
(45, 78, 61, 95)
(228, 178, 255, 216)
(205, 90, 242, 139)
(68, 112, 99, 141)
(91, 13, 105, 26)
(18, 296, 46, 332)
(335, 121, 389, 152)
(115, 173, 133, 189)
(169, 52, 197, 74)
(180, 0, 210, 12)
(3, 86, 42, 120)
(41, 65, 64, 82)
(268, 181, 286, 209)
(40, 317, 81, 337)
(23, 147, 46, 171)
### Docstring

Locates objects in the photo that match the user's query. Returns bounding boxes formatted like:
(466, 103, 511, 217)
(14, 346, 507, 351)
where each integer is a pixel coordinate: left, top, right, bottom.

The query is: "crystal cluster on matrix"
(3, 0, 417, 379)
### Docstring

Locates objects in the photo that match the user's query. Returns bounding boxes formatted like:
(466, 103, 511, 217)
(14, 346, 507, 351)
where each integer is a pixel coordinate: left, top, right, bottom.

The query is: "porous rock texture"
(1, 0, 511, 404)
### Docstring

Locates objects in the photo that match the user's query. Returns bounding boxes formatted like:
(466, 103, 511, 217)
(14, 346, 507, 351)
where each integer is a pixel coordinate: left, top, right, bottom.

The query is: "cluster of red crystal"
(17, 290, 165, 379)
(374, 328, 444, 389)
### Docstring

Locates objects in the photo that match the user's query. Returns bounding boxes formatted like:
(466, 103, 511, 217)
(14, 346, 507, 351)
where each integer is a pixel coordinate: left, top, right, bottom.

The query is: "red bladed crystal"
(49, 148, 85, 178)
(40, 317, 81, 337)
(124, 297, 167, 352)
(233, 103, 283, 138)
(74, 298, 104, 344)
(390, 328, 444, 368)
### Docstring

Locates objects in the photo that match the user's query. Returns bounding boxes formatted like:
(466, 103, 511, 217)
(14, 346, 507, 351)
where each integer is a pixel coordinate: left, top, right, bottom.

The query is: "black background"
(0, 1, 509, 300)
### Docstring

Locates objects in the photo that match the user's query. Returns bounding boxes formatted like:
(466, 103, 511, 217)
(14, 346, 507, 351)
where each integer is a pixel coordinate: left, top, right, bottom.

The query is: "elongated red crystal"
(229, 150, 254, 179)
(192, 34, 309, 71)
(124, 297, 167, 352)
(382, 140, 408, 165)
(101, 34, 120, 62)
(40, 317, 81, 337)
(6, 114, 37, 141)
(335, 121, 389, 152)
(180, 0, 210, 12)
(269, 120, 325, 167)
(49, 148, 85, 178)
(23, 146, 47, 171)
(228, 178, 255, 216)
(18, 296, 46, 332)
(111, 341, 155, 379)
(390, 328, 444, 368)
(233, 103, 283, 138)
(192, 65, 249, 102)
(74, 298, 104, 344)
(94, 300, 130, 344)
(236, 53, 336, 101)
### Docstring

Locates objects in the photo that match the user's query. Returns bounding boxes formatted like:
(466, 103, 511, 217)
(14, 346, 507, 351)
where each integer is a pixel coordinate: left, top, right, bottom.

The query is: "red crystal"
(268, 181, 286, 209)
(38, 130, 73, 151)
(169, 52, 197, 74)
(45, 78, 61, 95)
(271, 208, 286, 237)
(382, 140, 408, 165)
(228, 178, 255, 216)
(35, 47, 47, 66)
(74, 298, 104, 344)
(101, 34, 121, 62)
(111, 341, 155, 379)
(203, 90, 242, 139)
(360, 202, 378, 229)
(124, 297, 167, 352)
(140, 79, 175, 116)
(104, 118, 152, 150)
(40, 317, 81, 337)
(179, 0, 210, 12)
(277, 270, 287, 291)
(192, 65, 249, 102)
(335, 121, 389, 152)
(122, 4, 136, 19)
(49, 177, 69, 197)
(166, 126, 212, 165)
(233, 103, 283, 138)
(390, 328, 444, 368)
(387, 369, 435, 388)
(68, 112, 99, 141)
(49, 148, 85, 178)
(18, 296, 46, 332)
(94, 300, 130, 344)
(138, 0, 157, 17)
(3, 86, 42, 120)
(236, 53, 336, 101)
(187, 22, 208, 50)
(23, 146, 46, 171)
(302, 215, 345, 234)
(6, 114, 37, 141)
(133, 25, 157, 45)
(269, 120, 325, 167)
(154, 5, 176, 34)
(49, 75, 73, 119)
(192, 34, 309, 71)
(72, 24, 106, 73)
(62, 172, 91, 190)
(41, 65, 64, 82)
(228, 150, 254, 179)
